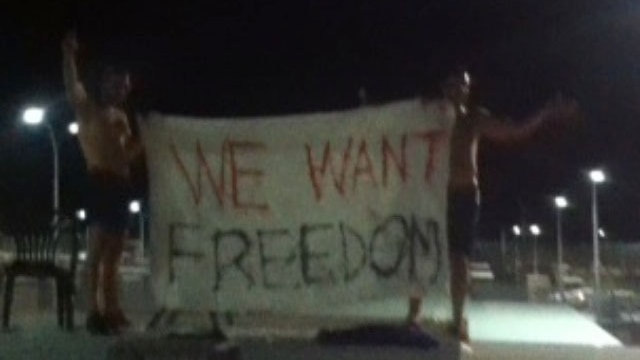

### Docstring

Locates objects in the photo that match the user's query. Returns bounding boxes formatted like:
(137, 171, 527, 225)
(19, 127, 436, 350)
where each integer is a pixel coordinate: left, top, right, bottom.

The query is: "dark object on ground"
(86, 311, 116, 336)
(317, 323, 440, 351)
(2, 219, 79, 330)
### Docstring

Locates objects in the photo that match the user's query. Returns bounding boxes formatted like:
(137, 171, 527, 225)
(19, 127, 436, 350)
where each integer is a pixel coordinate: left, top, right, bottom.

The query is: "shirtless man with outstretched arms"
(62, 31, 142, 334)
(408, 71, 580, 346)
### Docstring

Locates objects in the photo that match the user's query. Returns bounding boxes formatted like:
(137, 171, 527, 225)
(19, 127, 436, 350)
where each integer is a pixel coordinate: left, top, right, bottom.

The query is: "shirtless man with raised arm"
(407, 71, 580, 345)
(62, 31, 142, 334)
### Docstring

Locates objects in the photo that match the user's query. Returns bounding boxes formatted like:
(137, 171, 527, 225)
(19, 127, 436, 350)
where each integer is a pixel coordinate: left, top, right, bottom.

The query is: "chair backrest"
(14, 231, 57, 265)
(57, 219, 80, 276)
(10, 219, 79, 272)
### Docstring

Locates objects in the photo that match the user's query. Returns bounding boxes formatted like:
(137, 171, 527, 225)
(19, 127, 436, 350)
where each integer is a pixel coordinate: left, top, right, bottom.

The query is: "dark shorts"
(447, 188, 479, 257)
(87, 171, 130, 236)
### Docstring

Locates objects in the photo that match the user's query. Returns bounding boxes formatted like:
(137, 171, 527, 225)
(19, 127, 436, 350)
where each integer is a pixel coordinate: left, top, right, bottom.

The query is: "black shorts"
(447, 188, 479, 257)
(87, 171, 130, 236)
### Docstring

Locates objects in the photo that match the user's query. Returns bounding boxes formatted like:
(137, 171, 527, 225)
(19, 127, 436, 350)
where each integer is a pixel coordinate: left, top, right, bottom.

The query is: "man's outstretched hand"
(541, 94, 583, 125)
(62, 31, 79, 55)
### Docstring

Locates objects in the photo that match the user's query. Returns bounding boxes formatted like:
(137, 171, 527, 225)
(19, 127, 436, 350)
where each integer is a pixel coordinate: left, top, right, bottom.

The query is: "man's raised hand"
(62, 31, 79, 55)
(62, 30, 87, 106)
(541, 94, 582, 124)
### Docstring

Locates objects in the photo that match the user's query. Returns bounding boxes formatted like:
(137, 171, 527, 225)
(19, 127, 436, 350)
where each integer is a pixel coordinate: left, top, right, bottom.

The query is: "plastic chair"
(2, 219, 79, 330)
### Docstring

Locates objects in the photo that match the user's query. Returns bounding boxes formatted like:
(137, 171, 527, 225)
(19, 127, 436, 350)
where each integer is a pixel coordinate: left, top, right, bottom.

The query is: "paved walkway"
(1, 276, 637, 359)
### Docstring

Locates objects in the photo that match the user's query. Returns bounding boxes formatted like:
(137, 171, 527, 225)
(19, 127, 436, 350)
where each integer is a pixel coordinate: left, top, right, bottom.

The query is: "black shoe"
(86, 312, 110, 335)
(103, 311, 131, 334)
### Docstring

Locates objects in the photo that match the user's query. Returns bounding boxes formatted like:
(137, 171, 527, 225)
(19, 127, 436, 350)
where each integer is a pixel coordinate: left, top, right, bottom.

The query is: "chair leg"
(65, 296, 74, 331)
(3, 274, 15, 329)
(65, 280, 74, 331)
(147, 308, 168, 330)
(56, 278, 64, 328)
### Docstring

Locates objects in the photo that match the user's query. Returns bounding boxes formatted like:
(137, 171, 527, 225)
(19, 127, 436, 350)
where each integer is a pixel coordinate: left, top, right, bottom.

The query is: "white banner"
(141, 98, 454, 313)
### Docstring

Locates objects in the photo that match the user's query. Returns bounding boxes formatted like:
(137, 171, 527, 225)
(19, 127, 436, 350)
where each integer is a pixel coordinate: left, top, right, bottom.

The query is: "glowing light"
(129, 200, 141, 214)
(554, 196, 568, 209)
(512, 225, 522, 236)
(589, 169, 606, 183)
(68, 122, 79, 135)
(22, 107, 45, 125)
(530, 224, 541, 236)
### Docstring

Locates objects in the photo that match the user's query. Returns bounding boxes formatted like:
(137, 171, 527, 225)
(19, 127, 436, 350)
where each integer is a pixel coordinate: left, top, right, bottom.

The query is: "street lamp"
(129, 200, 144, 258)
(530, 224, 541, 274)
(530, 224, 541, 235)
(512, 225, 522, 278)
(22, 106, 59, 224)
(589, 169, 606, 301)
(554, 196, 569, 300)
(129, 200, 141, 214)
(23, 107, 45, 124)
(75, 208, 90, 256)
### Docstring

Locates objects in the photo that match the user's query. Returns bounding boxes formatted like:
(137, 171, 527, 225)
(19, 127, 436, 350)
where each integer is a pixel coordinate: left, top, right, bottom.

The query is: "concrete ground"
(1, 270, 640, 359)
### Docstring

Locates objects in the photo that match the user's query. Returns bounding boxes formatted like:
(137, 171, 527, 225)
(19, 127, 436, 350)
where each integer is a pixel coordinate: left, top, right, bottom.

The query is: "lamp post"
(76, 208, 89, 259)
(530, 224, 541, 275)
(129, 200, 144, 259)
(554, 196, 568, 301)
(513, 225, 522, 278)
(22, 107, 59, 225)
(23, 106, 71, 310)
(589, 169, 606, 302)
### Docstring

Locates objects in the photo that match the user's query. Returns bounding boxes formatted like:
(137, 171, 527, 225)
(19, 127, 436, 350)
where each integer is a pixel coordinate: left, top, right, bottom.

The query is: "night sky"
(1, 0, 640, 244)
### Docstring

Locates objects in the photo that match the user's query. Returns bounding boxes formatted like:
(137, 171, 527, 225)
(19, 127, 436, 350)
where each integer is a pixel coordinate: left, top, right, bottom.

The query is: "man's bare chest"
(81, 108, 127, 138)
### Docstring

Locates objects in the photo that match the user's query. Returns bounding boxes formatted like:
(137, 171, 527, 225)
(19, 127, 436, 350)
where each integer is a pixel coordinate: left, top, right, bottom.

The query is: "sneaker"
(448, 319, 471, 344)
(103, 310, 132, 333)
(460, 341, 474, 357)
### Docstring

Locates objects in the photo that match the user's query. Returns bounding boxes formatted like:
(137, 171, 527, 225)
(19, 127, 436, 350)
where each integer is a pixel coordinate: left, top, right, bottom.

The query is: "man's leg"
(447, 189, 476, 342)
(407, 296, 422, 325)
(450, 251, 469, 341)
(102, 230, 131, 330)
(87, 226, 106, 314)
(86, 225, 113, 334)
(102, 231, 125, 316)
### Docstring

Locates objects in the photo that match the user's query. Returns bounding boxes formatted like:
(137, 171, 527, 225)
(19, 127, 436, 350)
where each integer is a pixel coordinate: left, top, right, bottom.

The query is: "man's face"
(443, 74, 470, 106)
(100, 69, 131, 105)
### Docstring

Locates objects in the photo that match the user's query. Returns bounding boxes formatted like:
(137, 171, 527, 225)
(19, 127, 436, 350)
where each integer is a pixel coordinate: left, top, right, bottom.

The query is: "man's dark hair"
(441, 65, 470, 86)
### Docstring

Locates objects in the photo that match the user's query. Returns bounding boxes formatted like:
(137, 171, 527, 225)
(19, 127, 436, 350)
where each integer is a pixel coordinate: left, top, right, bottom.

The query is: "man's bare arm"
(476, 97, 580, 142)
(118, 116, 144, 162)
(125, 137, 144, 163)
(62, 31, 88, 107)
